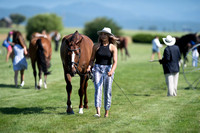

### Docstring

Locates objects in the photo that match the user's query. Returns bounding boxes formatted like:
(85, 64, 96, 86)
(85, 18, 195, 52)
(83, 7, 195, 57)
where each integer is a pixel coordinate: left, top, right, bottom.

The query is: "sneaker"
(94, 114, 100, 118)
(20, 81, 24, 87)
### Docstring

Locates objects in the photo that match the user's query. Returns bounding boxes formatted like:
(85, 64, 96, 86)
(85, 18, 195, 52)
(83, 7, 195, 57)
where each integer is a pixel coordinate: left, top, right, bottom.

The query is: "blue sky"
(0, 0, 199, 9)
(0, 0, 199, 31)
(0, 0, 199, 11)
(0, 0, 199, 22)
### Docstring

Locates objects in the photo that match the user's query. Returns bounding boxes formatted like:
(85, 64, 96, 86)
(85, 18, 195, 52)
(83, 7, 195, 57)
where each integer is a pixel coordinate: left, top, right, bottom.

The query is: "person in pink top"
(2, 31, 14, 62)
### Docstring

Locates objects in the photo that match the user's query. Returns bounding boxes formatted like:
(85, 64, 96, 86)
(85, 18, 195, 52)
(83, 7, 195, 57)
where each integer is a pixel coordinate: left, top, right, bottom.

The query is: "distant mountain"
(0, 1, 199, 32)
(0, 5, 48, 18)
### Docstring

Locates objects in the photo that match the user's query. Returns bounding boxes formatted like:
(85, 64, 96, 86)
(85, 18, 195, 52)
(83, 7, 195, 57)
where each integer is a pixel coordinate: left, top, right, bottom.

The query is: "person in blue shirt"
(12, 31, 28, 88)
(159, 35, 181, 96)
(150, 36, 163, 61)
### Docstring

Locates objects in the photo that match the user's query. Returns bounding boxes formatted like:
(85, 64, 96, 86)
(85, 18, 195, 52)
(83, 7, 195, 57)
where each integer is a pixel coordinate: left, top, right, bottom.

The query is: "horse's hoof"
(37, 86, 41, 90)
(79, 108, 83, 114)
(67, 110, 74, 115)
(84, 105, 88, 109)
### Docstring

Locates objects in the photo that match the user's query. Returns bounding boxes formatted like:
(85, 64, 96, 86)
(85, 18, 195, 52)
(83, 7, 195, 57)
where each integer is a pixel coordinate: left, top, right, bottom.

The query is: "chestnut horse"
(60, 31, 93, 114)
(117, 36, 130, 59)
(29, 33, 52, 89)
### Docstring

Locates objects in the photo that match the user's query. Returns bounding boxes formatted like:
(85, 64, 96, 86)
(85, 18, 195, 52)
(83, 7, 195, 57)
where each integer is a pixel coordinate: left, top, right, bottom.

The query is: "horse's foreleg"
(125, 47, 130, 57)
(31, 61, 37, 89)
(78, 76, 88, 114)
(83, 77, 89, 109)
(183, 51, 188, 67)
(65, 73, 74, 114)
(44, 75, 47, 89)
(78, 76, 84, 114)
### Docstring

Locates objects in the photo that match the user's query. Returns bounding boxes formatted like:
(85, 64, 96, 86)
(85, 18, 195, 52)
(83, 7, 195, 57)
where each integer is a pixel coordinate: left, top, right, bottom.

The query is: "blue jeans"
(93, 64, 114, 110)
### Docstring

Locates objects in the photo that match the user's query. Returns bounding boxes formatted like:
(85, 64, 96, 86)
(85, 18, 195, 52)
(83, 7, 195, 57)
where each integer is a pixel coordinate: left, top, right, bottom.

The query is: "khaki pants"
(165, 72, 179, 96)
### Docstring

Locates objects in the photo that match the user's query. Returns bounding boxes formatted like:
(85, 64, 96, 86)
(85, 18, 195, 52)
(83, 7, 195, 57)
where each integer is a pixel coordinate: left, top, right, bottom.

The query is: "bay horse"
(29, 33, 52, 89)
(60, 31, 93, 114)
(117, 36, 130, 59)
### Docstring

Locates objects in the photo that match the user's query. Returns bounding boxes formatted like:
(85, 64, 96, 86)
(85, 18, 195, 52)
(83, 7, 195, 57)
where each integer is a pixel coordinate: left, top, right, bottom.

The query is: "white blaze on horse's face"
(71, 51, 75, 68)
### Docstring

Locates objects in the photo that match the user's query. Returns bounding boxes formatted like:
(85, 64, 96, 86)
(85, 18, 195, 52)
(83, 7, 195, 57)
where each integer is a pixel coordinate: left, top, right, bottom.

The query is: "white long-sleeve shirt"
(153, 38, 163, 48)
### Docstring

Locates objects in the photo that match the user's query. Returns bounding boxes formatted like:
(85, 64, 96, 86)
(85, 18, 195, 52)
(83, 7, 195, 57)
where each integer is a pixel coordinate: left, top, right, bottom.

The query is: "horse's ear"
(76, 35, 83, 45)
(75, 33, 83, 45)
(71, 31, 82, 45)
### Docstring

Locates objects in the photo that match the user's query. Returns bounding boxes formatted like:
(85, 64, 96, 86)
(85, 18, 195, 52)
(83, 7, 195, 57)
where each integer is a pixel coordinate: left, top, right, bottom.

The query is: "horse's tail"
(36, 39, 51, 75)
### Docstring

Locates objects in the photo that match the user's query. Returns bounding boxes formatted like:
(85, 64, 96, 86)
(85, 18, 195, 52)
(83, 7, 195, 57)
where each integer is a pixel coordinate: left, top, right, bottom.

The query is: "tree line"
(1, 13, 121, 43)
(0, 13, 26, 27)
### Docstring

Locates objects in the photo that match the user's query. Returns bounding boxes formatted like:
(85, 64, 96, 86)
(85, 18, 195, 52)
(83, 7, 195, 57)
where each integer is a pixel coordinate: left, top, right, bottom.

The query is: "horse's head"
(189, 33, 199, 43)
(66, 31, 83, 76)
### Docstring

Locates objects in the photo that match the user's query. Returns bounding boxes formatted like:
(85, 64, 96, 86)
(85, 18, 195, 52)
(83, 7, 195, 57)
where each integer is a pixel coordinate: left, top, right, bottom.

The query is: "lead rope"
(111, 76, 134, 108)
(89, 71, 134, 107)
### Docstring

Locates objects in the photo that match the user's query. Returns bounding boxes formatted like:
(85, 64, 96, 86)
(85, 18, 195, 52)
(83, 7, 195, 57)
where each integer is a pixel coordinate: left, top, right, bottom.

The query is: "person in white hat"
(159, 35, 181, 96)
(87, 27, 118, 117)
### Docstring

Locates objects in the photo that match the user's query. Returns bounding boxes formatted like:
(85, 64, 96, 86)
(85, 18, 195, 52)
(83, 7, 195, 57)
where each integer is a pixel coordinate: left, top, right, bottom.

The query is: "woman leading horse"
(60, 31, 93, 114)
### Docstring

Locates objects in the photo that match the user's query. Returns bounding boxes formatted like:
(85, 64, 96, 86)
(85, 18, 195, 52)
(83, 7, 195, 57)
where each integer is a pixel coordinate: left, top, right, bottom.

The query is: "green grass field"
(0, 29, 200, 133)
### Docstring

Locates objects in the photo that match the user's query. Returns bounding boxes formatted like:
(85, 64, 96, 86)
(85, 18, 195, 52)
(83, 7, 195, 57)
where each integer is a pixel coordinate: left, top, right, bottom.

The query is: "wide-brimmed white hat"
(97, 27, 114, 36)
(162, 35, 176, 46)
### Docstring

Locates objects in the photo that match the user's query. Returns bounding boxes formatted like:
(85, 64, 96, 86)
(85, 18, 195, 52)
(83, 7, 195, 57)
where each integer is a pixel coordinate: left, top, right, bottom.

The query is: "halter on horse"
(60, 31, 93, 114)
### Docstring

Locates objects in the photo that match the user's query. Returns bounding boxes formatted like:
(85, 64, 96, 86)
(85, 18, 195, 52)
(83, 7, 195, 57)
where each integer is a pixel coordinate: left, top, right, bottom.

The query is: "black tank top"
(95, 44, 113, 65)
